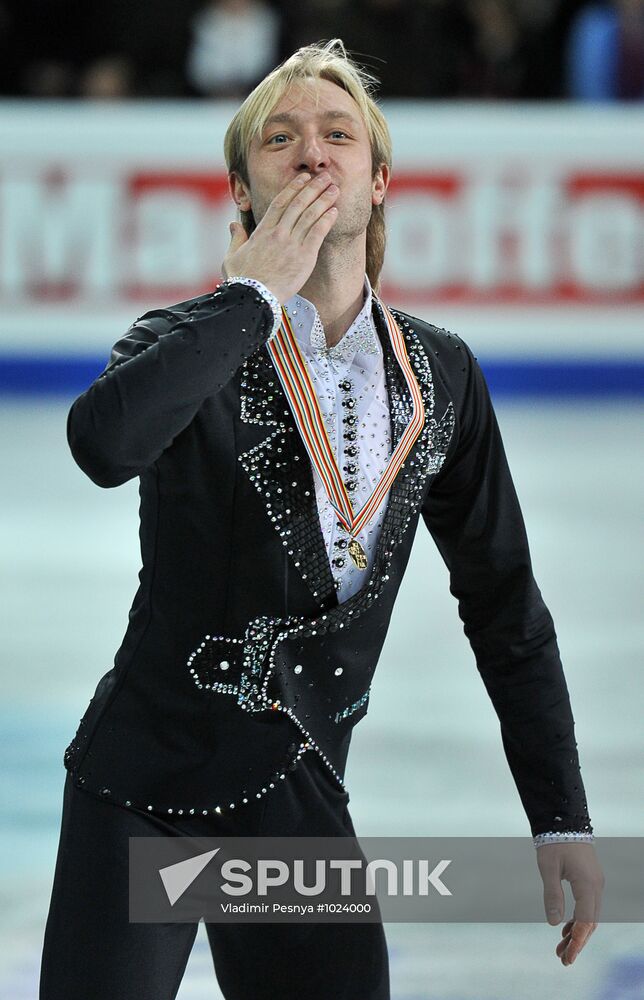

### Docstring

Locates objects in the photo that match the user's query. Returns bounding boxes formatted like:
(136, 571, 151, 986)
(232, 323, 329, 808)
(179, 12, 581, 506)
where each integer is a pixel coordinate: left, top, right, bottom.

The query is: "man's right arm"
(68, 170, 340, 489)
(66, 280, 277, 489)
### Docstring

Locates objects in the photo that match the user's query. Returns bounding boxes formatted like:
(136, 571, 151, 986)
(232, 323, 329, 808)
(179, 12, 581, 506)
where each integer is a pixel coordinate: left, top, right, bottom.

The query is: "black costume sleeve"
(421, 335, 593, 839)
(66, 282, 275, 488)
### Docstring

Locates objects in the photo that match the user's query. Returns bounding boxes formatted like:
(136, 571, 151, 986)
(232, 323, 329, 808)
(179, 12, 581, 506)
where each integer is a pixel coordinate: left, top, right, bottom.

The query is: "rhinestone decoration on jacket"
(183, 307, 457, 812)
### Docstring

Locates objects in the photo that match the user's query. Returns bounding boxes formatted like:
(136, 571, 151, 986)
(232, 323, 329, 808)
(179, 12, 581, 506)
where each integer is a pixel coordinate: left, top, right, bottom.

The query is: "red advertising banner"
(2, 167, 642, 306)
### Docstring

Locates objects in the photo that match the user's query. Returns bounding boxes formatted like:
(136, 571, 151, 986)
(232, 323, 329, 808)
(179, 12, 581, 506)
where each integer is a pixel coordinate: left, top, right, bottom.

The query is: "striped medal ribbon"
(265, 298, 425, 571)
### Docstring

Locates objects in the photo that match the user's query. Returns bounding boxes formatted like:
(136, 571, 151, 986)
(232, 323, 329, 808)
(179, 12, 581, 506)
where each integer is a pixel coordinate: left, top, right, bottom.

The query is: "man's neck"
(297, 248, 367, 349)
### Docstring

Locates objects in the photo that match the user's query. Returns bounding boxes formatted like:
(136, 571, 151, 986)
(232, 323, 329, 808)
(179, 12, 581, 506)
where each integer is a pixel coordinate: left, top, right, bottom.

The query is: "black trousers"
(39, 753, 390, 1000)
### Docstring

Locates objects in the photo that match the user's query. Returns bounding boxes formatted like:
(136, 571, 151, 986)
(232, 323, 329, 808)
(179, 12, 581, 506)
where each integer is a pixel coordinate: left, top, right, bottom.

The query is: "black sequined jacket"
(63, 280, 593, 839)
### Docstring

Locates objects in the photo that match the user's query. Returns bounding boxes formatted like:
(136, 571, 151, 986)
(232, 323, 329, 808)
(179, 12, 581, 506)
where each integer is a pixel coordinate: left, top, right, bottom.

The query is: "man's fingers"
(300, 204, 338, 250)
(277, 172, 337, 235)
(221, 222, 249, 279)
(558, 920, 598, 965)
(294, 186, 339, 242)
(259, 173, 312, 227)
(570, 867, 603, 922)
(543, 883, 565, 924)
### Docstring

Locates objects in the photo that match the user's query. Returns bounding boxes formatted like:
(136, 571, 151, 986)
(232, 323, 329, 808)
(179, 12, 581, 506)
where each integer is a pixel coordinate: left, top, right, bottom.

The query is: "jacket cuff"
(223, 276, 282, 340)
(533, 830, 595, 849)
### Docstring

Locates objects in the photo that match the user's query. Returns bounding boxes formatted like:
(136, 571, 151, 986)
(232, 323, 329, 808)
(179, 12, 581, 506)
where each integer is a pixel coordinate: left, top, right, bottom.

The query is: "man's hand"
(536, 842, 605, 966)
(221, 172, 339, 303)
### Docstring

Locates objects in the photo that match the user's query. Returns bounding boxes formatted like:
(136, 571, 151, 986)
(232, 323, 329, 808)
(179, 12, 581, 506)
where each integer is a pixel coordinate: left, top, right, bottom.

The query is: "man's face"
(229, 77, 389, 246)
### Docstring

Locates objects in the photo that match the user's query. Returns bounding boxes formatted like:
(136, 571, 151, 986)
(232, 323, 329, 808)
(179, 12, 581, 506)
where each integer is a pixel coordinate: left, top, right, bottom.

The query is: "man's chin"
(321, 219, 368, 245)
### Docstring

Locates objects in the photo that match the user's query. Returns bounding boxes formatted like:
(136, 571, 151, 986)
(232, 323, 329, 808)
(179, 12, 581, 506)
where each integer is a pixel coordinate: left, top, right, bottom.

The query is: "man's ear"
(372, 163, 390, 206)
(228, 171, 252, 212)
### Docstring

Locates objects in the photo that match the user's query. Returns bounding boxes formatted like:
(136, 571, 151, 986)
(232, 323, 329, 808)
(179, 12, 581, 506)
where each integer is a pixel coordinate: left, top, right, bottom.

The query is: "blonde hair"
(223, 39, 392, 292)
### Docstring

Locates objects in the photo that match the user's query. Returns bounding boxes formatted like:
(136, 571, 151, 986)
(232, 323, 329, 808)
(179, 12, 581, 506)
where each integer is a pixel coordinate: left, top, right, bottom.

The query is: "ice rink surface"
(1, 396, 642, 999)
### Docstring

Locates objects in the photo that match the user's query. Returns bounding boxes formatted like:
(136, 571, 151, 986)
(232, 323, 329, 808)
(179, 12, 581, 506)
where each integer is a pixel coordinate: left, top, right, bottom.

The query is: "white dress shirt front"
(281, 276, 392, 602)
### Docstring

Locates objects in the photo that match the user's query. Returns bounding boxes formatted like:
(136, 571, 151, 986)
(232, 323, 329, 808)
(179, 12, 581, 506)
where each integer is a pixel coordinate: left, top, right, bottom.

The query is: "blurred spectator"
(79, 56, 134, 100)
(618, 0, 644, 97)
(21, 59, 75, 97)
(567, 3, 621, 97)
(186, 0, 282, 98)
(566, 0, 644, 100)
(457, 0, 526, 98)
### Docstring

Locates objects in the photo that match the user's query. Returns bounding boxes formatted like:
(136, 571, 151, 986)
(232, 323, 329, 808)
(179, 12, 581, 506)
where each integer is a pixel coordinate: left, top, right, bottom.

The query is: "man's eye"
(267, 134, 290, 144)
(329, 131, 349, 139)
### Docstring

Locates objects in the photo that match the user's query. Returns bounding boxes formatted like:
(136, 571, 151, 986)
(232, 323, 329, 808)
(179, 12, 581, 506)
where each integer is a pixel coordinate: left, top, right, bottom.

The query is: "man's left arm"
(420, 331, 604, 963)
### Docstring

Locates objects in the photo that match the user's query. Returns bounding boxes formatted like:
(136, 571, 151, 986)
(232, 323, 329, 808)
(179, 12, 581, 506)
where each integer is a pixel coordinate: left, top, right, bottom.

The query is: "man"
(40, 38, 604, 1000)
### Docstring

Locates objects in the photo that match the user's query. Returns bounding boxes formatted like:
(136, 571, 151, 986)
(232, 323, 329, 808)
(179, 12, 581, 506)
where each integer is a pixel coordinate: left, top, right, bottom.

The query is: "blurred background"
(0, 2, 642, 998)
(0, 0, 643, 101)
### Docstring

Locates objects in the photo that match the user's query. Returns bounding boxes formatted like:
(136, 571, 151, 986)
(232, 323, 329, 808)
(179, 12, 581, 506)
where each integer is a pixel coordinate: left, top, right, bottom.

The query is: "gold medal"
(348, 538, 368, 570)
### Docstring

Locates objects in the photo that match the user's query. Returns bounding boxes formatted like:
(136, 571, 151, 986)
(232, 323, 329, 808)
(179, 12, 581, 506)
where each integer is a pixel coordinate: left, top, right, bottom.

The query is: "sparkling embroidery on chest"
(309, 309, 380, 364)
(237, 309, 456, 605)
(185, 310, 459, 808)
